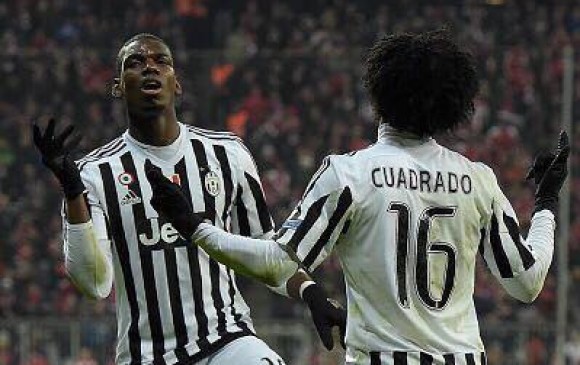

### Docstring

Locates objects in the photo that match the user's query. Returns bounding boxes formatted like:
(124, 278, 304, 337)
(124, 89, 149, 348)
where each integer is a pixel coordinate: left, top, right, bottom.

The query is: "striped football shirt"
(70, 122, 273, 364)
(275, 126, 544, 363)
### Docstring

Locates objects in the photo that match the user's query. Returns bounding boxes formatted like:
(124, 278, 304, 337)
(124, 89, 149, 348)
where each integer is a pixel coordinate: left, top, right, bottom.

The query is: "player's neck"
(128, 109, 180, 146)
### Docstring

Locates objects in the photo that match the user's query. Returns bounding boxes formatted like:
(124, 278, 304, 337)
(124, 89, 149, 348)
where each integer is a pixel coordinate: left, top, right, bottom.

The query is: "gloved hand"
(32, 118, 84, 199)
(302, 283, 347, 351)
(525, 131, 570, 214)
(145, 159, 204, 239)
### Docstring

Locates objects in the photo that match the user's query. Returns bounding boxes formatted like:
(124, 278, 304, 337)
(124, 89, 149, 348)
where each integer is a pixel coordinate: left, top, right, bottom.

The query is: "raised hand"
(32, 118, 84, 199)
(526, 131, 570, 214)
(145, 159, 203, 239)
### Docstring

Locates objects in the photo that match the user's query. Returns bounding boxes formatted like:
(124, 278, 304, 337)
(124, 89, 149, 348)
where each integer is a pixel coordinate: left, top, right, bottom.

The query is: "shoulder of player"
(185, 125, 255, 160)
(438, 144, 496, 177)
(325, 143, 379, 170)
(184, 125, 242, 144)
(74, 135, 128, 171)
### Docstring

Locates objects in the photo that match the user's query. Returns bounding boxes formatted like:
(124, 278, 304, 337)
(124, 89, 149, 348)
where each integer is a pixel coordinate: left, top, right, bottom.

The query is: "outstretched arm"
(481, 132, 569, 302)
(145, 158, 347, 350)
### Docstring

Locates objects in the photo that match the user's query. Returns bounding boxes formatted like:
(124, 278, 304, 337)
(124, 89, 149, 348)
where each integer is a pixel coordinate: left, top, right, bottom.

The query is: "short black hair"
(363, 29, 479, 137)
(116, 33, 170, 74)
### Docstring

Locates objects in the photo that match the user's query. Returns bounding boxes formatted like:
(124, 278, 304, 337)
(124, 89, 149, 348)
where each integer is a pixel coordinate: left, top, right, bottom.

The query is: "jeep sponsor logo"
(137, 218, 188, 250)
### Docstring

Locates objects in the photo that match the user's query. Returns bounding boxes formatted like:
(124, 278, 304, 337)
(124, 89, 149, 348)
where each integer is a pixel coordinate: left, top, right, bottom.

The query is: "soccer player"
(145, 30, 570, 364)
(32, 33, 345, 365)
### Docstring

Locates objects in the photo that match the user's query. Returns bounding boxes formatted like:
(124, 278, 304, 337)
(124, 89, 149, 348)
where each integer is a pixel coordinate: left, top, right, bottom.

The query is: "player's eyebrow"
(124, 52, 173, 62)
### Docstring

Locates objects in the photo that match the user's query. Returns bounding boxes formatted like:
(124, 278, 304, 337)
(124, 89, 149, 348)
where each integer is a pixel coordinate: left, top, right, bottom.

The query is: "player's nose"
(142, 58, 160, 75)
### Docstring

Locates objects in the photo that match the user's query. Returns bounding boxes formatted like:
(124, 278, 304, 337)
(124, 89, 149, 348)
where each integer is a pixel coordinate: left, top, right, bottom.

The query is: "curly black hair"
(116, 33, 170, 74)
(363, 29, 479, 137)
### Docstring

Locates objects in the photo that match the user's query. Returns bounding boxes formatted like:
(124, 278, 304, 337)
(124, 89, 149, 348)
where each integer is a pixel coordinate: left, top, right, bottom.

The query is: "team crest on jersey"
(204, 170, 221, 197)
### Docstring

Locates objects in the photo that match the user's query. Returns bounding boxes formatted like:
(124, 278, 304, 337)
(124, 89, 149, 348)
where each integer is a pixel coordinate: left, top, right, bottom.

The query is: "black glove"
(145, 159, 203, 239)
(302, 283, 347, 350)
(32, 118, 84, 199)
(525, 131, 570, 214)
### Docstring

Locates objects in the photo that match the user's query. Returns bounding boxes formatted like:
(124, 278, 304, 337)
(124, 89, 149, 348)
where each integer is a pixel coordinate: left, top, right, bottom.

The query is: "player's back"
(333, 134, 495, 361)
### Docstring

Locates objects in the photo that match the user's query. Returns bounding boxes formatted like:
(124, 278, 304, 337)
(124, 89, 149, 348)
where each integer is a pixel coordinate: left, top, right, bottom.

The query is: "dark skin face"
(113, 38, 182, 146)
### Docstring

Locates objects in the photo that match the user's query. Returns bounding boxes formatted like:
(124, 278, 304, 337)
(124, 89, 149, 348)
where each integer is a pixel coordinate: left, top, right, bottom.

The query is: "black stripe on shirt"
(465, 353, 476, 365)
(226, 268, 250, 332)
(234, 185, 251, 236)
(502, 212, 536, 270)
(192, 139, 228, 336)
(99, 162, 141, 364)
(489, 212, 514, 278)
(443, 354, 455, 365)
(420, 352, 433, 365)
(244, 172, 273, 233)
(213, 145, 248, 333)
(213, 145, 234, 226)
(175, 157, 211, 350)
(370, 351, 381, 365)
(287, 194, 329, 252)
(393, 351, 407, 365)
(478, 228, 486, 257)
(480, 352, 487, 365)
(164, 247, 189, 363)
(303, 187, 353, 269)
(120, 152, 165, 362)
(147, 160, 189, 361)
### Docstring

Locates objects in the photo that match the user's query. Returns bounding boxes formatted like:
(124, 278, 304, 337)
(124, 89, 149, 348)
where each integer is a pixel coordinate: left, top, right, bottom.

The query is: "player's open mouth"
(141, 79, 163, 95)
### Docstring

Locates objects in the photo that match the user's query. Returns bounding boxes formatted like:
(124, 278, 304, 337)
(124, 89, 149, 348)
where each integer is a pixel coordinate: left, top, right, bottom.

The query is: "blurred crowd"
(1, 0, 580, 364)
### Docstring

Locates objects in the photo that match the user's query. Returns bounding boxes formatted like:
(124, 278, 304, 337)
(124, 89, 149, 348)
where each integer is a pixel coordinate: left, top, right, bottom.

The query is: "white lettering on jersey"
(138, 218, 180, 246)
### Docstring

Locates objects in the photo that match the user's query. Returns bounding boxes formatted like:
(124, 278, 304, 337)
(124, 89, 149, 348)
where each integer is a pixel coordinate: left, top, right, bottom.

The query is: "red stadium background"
(0, 1, 579, 364)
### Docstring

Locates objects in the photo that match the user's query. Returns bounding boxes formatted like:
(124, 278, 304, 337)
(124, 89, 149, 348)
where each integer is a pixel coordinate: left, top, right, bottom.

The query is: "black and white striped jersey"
(275, 125, 554, 360)
(69, 122, 273, 365)
(366, 350, 487, 365)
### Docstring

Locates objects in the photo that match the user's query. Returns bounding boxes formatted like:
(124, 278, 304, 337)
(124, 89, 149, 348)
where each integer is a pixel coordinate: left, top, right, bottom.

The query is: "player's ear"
(175, 78, 182, 96)
(112, 77, 123, 98)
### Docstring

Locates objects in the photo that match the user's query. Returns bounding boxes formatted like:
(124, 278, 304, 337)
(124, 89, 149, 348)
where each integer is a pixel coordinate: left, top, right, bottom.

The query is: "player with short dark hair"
(146, 30, 570, 364)
(33, 33, 345, 365)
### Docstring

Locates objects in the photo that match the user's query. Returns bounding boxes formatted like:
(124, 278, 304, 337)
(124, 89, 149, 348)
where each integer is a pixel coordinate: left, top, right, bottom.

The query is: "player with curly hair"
(146, 30, 569, 364)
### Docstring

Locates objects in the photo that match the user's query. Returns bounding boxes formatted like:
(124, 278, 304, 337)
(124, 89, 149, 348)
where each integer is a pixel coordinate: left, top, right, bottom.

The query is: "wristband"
(299, 280, 316, 299)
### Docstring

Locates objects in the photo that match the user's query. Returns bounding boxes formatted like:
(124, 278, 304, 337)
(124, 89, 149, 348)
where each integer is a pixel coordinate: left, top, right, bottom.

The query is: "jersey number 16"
(389, 203, 457, 310)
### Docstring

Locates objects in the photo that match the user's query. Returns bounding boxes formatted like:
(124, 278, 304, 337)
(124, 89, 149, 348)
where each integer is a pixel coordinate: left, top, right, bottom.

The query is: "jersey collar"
(377, 123, 435, 147)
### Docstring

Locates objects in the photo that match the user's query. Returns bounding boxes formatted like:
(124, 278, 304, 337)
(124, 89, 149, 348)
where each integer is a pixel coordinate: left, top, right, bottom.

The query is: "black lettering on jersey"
(384, 167, 395, 187)
(448, 173, 458, 193)
(371, 166, 472, 195)
(372, 167, 383, 187)
(461, 175, 472, 194)
(408, 169, 418, 190)
(434, 171, 446, 193)
(420, 171, 431, 192)
(397, 168, 408, 189)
